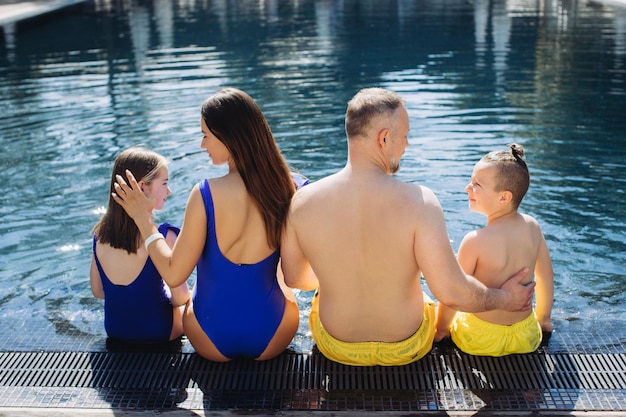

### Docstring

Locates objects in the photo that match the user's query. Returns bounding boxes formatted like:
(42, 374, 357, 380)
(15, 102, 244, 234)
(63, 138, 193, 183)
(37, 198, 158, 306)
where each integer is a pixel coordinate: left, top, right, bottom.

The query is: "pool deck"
(0, 0, 87, 27)
(0, 332, 625, 416)
(1, 411, 624, 417)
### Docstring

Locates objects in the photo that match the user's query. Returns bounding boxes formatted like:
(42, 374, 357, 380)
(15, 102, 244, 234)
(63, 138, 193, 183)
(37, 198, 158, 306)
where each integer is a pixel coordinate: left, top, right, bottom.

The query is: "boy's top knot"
(508, 143, 525, 162)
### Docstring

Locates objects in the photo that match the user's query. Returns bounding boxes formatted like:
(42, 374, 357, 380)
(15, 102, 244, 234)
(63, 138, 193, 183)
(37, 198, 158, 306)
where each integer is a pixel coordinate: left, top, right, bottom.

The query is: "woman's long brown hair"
(201, 88, 294, 249)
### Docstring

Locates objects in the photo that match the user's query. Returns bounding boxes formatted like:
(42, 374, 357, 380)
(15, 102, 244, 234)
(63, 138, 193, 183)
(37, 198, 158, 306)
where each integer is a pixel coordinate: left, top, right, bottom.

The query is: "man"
(281, 87, 535, 366)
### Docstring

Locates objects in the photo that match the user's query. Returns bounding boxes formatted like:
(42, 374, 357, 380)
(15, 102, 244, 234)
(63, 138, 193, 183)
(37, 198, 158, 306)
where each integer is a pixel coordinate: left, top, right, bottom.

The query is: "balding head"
(345, 88, 405, 141)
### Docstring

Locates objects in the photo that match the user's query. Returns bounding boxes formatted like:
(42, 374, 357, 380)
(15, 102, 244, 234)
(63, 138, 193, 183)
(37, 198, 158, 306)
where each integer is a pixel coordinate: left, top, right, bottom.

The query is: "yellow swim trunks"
(309, 292, 435, 366)
(450, 311, 542, 357)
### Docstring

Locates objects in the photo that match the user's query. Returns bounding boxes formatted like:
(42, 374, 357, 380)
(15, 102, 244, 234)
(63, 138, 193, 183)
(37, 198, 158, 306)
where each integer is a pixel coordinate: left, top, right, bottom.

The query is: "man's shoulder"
(395, 179, 428, 192)
(293, 173, 340, 197)
(392, 180, 440, 206)
(289, 177, 326, 213)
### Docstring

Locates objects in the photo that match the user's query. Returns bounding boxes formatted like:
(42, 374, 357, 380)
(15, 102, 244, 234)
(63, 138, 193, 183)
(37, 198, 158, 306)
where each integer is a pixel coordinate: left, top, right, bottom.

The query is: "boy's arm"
(434, 233, 479, 341)
(534, 233, 554, 332)
(434, 303, 456, 341)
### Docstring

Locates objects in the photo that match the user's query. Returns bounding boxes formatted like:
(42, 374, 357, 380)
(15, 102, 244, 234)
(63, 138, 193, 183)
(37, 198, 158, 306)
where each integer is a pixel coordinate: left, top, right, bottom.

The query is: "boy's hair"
(481, 143, 529, 208)
(93, 147, 169, 253)
(200, 88, 294, 249)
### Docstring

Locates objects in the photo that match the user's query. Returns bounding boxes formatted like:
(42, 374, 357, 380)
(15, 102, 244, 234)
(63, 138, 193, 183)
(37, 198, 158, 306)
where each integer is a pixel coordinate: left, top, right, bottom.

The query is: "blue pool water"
(0, 0, 625, 353)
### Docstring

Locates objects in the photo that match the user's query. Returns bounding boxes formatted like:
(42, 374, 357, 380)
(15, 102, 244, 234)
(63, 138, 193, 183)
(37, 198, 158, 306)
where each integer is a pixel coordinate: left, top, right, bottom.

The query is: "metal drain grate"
(0, 349, 625, 411)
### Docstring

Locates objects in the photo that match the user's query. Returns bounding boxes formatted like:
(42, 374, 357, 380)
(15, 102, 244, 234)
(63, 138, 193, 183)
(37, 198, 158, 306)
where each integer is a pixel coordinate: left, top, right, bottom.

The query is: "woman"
(91, 147, 189, 344)
(112, 88, 299, 361)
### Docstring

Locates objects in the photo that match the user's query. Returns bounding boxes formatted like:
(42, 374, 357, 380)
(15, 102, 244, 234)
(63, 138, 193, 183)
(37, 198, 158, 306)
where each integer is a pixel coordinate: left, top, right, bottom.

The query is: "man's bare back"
(286, 168, 432, 342)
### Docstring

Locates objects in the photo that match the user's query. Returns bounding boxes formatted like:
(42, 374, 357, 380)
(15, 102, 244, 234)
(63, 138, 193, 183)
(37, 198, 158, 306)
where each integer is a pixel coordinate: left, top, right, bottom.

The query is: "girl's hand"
(111, 170, 156, 220)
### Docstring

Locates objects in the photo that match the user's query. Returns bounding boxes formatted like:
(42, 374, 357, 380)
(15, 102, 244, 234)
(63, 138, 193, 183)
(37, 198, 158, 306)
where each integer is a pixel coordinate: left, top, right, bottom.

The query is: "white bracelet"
(144, 232, 164, 250)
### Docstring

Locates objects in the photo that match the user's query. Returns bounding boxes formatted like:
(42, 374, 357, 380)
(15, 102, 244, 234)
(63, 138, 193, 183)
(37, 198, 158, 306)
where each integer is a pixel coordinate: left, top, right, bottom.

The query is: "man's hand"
(500, 267, 535, 312)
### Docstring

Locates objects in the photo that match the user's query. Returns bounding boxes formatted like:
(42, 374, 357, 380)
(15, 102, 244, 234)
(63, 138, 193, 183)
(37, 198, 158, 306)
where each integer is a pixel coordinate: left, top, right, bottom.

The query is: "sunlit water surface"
(0, 0, 625, 353)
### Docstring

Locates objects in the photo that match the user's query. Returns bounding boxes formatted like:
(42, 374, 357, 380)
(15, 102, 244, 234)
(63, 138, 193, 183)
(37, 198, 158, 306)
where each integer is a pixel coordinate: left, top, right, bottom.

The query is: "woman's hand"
(111, 170, 156, 221)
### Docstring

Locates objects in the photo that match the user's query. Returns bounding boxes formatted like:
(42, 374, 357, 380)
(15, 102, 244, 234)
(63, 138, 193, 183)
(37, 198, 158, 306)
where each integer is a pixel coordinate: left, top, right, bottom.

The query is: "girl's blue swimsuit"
(192, 179, 286, 359)
(93, 223, 179, 343)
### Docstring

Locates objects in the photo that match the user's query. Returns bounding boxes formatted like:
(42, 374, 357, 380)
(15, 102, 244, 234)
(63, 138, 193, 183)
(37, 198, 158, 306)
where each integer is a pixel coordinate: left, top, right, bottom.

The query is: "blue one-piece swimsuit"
(193, 179, 286, 359)
(93, 223, 179, 343)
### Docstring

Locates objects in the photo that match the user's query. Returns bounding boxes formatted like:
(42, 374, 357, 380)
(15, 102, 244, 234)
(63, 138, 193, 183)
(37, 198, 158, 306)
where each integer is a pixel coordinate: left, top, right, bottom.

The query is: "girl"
(90, 147, 189, 343)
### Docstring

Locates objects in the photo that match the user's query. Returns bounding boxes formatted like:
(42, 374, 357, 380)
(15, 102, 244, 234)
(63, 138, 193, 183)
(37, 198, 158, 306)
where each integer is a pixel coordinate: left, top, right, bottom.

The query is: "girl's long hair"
(201, 88, 294, 249)
(93, 147, 168, 253)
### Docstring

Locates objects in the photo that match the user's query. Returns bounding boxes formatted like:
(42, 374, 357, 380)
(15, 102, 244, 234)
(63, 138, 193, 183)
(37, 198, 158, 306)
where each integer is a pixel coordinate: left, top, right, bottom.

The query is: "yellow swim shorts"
(450, 311, 542, 357)
(309, 292, 435, 366)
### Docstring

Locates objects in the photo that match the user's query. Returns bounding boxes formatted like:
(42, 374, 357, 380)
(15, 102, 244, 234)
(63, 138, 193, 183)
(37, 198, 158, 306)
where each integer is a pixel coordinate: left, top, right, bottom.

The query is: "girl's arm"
(89, 255, 105, 299)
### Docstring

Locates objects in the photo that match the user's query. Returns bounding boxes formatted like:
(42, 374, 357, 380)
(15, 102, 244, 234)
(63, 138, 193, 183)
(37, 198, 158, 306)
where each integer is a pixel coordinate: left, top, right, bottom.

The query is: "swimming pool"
(0, 0, 624, 354)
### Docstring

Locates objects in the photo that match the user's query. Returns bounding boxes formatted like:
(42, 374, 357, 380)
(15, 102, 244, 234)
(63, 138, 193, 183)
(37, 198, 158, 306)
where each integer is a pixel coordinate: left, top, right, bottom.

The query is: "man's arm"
(434, 231, 478, 340)
(280, 210, 319, 292)
(434, 303, 455, 341)
(415, 187, 533, 312)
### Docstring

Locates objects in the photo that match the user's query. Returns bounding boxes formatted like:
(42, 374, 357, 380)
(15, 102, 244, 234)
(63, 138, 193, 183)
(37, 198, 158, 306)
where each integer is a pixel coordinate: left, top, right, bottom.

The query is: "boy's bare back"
(458, 211, 547, 325)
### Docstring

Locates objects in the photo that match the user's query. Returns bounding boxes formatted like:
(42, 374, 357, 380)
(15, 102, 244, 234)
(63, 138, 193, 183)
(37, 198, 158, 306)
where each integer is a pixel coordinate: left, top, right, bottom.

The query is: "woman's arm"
(112, 171, 206, 288)
(163, 229, 190, 307)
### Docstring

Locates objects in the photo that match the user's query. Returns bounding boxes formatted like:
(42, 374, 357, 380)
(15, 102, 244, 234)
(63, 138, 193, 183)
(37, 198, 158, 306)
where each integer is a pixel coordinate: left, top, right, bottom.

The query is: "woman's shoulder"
(208, 175, 249, 201)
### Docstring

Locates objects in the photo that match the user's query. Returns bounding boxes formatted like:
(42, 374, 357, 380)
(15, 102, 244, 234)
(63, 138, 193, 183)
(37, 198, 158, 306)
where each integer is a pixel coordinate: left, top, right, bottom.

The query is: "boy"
(435, 143, 554, 356)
